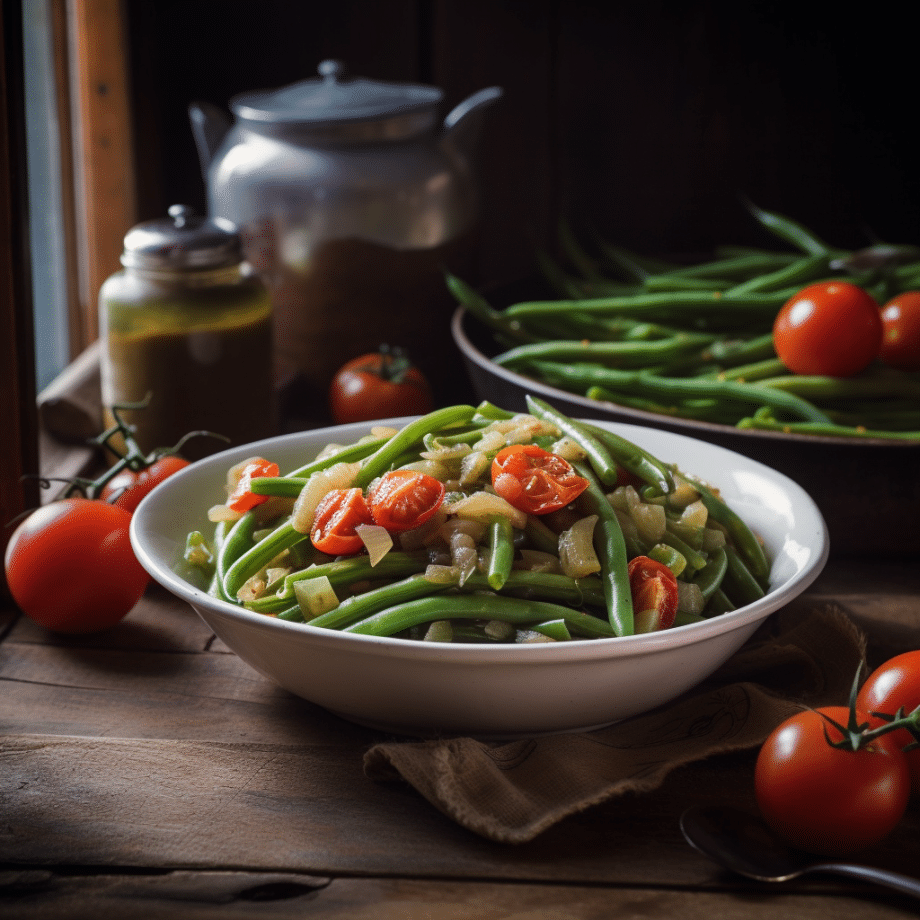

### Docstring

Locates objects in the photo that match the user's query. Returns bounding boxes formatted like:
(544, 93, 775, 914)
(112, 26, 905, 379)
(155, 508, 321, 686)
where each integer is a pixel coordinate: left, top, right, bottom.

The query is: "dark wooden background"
(125, 0, 920, 289)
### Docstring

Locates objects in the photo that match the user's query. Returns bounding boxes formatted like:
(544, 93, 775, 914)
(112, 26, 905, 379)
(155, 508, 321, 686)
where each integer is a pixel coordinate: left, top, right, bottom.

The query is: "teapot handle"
(188, 101, 232, 177)
(442, 86, 503, 160)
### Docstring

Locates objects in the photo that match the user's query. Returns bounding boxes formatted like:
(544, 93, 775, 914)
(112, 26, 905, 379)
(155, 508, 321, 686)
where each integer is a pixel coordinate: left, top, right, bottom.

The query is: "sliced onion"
(443, 491, 527, 530)
(355, 523, 393, 567)
(290, 461, 362, 533)
(558, 514, 601, 579)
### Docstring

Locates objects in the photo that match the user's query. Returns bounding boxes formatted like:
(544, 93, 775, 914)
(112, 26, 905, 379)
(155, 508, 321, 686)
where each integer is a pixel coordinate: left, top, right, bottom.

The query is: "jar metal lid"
(230, 59, 443, 127)
(121, 204, 243, 270)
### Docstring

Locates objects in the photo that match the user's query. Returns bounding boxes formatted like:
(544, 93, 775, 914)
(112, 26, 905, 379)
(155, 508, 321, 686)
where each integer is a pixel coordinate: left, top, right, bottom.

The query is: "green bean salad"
(449, 202, 920, 441)
(183, 399, 771, 643)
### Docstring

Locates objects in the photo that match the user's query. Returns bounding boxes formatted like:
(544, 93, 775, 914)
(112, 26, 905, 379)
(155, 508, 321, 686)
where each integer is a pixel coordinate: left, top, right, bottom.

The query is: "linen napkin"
(363, 602, 866, 843)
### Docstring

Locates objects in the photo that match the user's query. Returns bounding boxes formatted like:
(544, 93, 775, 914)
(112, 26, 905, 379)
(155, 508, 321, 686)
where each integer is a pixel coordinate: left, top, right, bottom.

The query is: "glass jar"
(99, 205, 274, 461)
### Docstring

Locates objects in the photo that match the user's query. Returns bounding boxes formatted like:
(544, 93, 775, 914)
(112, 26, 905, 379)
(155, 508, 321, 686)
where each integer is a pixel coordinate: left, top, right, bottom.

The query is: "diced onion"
(630, 501, 666, 545)
(558, 514, 601, 579)
(677, 580, 706, 616)
(293, 575, 339, 619)
(356, 524, 393, 566)
(443, 492, 527, 530)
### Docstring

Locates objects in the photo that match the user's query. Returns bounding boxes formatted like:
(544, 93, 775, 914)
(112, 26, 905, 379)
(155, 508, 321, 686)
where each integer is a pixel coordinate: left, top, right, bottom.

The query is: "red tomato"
(773, 281, 882, 377)
(755, 705, 910, 855)
(329, 347, 434, 424)
(490, 444, 589, 515)
(227, 458, 280, 512)
(879, 292, 920, 371)
(311, 488, 374, 555)
(857, 651, 920, 794)
(4, 498, 150, 633)
(627, 556, 679, 632)
(367, 470, 445, 533)
(101, 455, 190, 513)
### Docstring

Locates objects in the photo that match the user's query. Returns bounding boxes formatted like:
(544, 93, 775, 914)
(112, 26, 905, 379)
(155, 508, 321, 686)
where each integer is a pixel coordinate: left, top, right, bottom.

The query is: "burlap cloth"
(363, 602, 866, 843)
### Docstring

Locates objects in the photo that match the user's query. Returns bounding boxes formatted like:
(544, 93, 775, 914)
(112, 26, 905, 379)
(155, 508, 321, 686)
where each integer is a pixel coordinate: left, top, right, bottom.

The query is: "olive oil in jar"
(99, 206, 275, 461)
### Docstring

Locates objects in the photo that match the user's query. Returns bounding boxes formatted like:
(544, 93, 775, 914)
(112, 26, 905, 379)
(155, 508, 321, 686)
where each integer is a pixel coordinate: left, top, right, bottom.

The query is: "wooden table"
(2, 401, 919, 918)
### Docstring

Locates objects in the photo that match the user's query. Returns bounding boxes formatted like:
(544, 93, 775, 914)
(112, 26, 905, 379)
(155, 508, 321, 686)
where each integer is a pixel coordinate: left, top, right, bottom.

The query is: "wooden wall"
(125, 0, 920, 287)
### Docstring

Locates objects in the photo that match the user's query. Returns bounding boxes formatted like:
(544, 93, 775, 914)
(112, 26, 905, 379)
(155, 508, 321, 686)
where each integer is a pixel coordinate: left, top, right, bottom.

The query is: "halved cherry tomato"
(879, 292, 920, 371)
(311, 488, 375, 555)
(755, 705, 910, 855)
(227, 458, 280, 512)
(773, 281, 882, 377)
(5, 498, 150, 633)
(490, 444, 589, 515)
(367, 470, 445, 533)
(857, 650, 920, 794)
(329, 346, 434, 424)
(101, 455, 190, 513)
(627, 556, 678, 632)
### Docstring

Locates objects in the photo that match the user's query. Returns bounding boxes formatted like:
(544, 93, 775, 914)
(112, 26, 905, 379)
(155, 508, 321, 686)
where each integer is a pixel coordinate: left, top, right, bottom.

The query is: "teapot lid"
(121, 204, 243, 270)
(230, 59, 443, 125)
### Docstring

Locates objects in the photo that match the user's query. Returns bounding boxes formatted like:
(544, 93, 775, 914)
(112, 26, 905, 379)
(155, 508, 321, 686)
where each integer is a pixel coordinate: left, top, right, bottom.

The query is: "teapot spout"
(188, 100, 232, 178)
(442, 86, 503, 161)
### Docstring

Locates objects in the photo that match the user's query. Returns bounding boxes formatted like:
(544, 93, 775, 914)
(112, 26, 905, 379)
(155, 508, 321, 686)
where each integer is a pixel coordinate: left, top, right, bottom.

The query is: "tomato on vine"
(879, 292, 920, 371)
(102, 455, 190, 512)
(773, 281, 882, 377)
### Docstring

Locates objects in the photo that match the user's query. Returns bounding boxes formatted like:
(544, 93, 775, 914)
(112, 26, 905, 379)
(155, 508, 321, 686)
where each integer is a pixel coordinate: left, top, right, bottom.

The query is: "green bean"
(704, 357, 789, 383)
(647, 251, 800, 281)
(586, 386, 742, 424)
(643, 275, 733, 292)
(524, 515, 562, 555)
(721, 545, 768, 606)
(725, 254, 833, 296)
(445, 272, 538, 344)
(530, 361, 834, 425)
(531, 619, 573, 641)
(704, 587, 736, 617)
(660, 530, 708, 572)
(526, 395, 621, 487)
(487, 516, 516, 590)
(738, 415, 920, 441)
(573, 461, 634, 636)
(692, 481, 770, 583)
(558, 219, 606, 281)
(594, 239, 678, 281)
(353, 405, 478, 488)
(690, 546, 729, 603)
(744, 200, 838, 257)
(343, 593, 602, 637)
(703, 332, 777, 366)
(757, 372, 920, 402)
(215, 512, 258, 603)
(286, 436, 391, 479)
(494, 332, 716, 371)
(250, 476, 306, 498)
(223, 520, 306, 601)
(580, 422, 675, 494)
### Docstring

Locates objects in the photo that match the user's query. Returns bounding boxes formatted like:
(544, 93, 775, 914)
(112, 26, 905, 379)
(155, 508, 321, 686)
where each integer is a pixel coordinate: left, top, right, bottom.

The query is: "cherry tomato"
(490, 444, 589, 515)
(4, 498, 150, 633)
(329, 346, 434, 424)
(755, 705, 910, 855)
(311, 488, 375, 555)
(367, 470, 445, 533)
(773, 281, 882, 377)
(101, 455, 190, 513)
(627, 556, 678, 632)
(227, 458, 280, 513)
(857, 650, 920, 794)
(879, 292, 920, 371)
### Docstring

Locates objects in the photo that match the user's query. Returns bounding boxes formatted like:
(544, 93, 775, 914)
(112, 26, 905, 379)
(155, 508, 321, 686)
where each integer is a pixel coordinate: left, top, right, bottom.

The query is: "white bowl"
(130, 414, 829, 738)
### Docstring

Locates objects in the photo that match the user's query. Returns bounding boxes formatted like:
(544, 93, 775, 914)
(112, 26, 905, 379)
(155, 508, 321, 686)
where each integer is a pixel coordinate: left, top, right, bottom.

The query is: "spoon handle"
(812, 863, 920, 900)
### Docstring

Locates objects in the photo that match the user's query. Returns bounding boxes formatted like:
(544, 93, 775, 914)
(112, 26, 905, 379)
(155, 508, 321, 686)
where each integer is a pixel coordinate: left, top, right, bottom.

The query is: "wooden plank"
(0, 872, 916, 920)
(66, 0, 137, 347)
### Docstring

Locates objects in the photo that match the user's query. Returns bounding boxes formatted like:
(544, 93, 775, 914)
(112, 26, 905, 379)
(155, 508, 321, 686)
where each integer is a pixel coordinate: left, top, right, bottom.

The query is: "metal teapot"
(189, 60, 502, 408)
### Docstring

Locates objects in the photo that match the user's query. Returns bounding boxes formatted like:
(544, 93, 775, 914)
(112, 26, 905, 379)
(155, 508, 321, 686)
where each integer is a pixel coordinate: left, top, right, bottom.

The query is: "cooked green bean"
(580, 422, 675, 494)
(721, 545, 768, 606)
(691, 546, 729, 603)
(487, 516, 516, 590)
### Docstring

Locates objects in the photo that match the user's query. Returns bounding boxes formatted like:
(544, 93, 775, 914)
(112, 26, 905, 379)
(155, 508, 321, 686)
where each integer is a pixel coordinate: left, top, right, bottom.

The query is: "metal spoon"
(680, 805, 920, 901)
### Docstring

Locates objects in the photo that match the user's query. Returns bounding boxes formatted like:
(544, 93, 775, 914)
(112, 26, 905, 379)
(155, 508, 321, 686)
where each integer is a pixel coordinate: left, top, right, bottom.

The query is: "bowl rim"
(451, 304, 920, 451)
(130, 415, 830, 663)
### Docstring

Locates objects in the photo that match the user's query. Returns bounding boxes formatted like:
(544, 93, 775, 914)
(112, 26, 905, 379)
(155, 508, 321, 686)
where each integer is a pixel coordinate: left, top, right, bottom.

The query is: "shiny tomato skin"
(773, 282, 882, 377)
(755, 705, 910, 856)
(4, 498, 150, 633)
(311, 488, 374, 555)
(627, 556, 679, 632)
(367, 470, 445, 533)
(329, 352, 434, 424)
(857, 651, 920, 794)
(879, 292, 920, 371)
(102, 455, 190, 513)
(490, 444, 589, 515)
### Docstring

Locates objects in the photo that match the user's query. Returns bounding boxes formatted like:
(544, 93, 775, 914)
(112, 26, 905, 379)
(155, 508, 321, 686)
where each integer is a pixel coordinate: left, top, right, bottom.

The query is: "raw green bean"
(529, 361, 834, 425)
(526, 395, 621, 488)
(704, 357, 789, 383)
(573, 461, 634, 636)
(487, 516, 516, 590)
(757, 372, 920, 402)
(744, 200, 838, 257)
(595, 239, 678, 281)
(692, 481, 770, 583)
(703, 333, 777, 366)
(353, 405, 478, 488)
(646, 251, 800, 281)
(738, 416, 920, 441)
(445, 272, 539, 344)
(725, 254, 833, 296)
